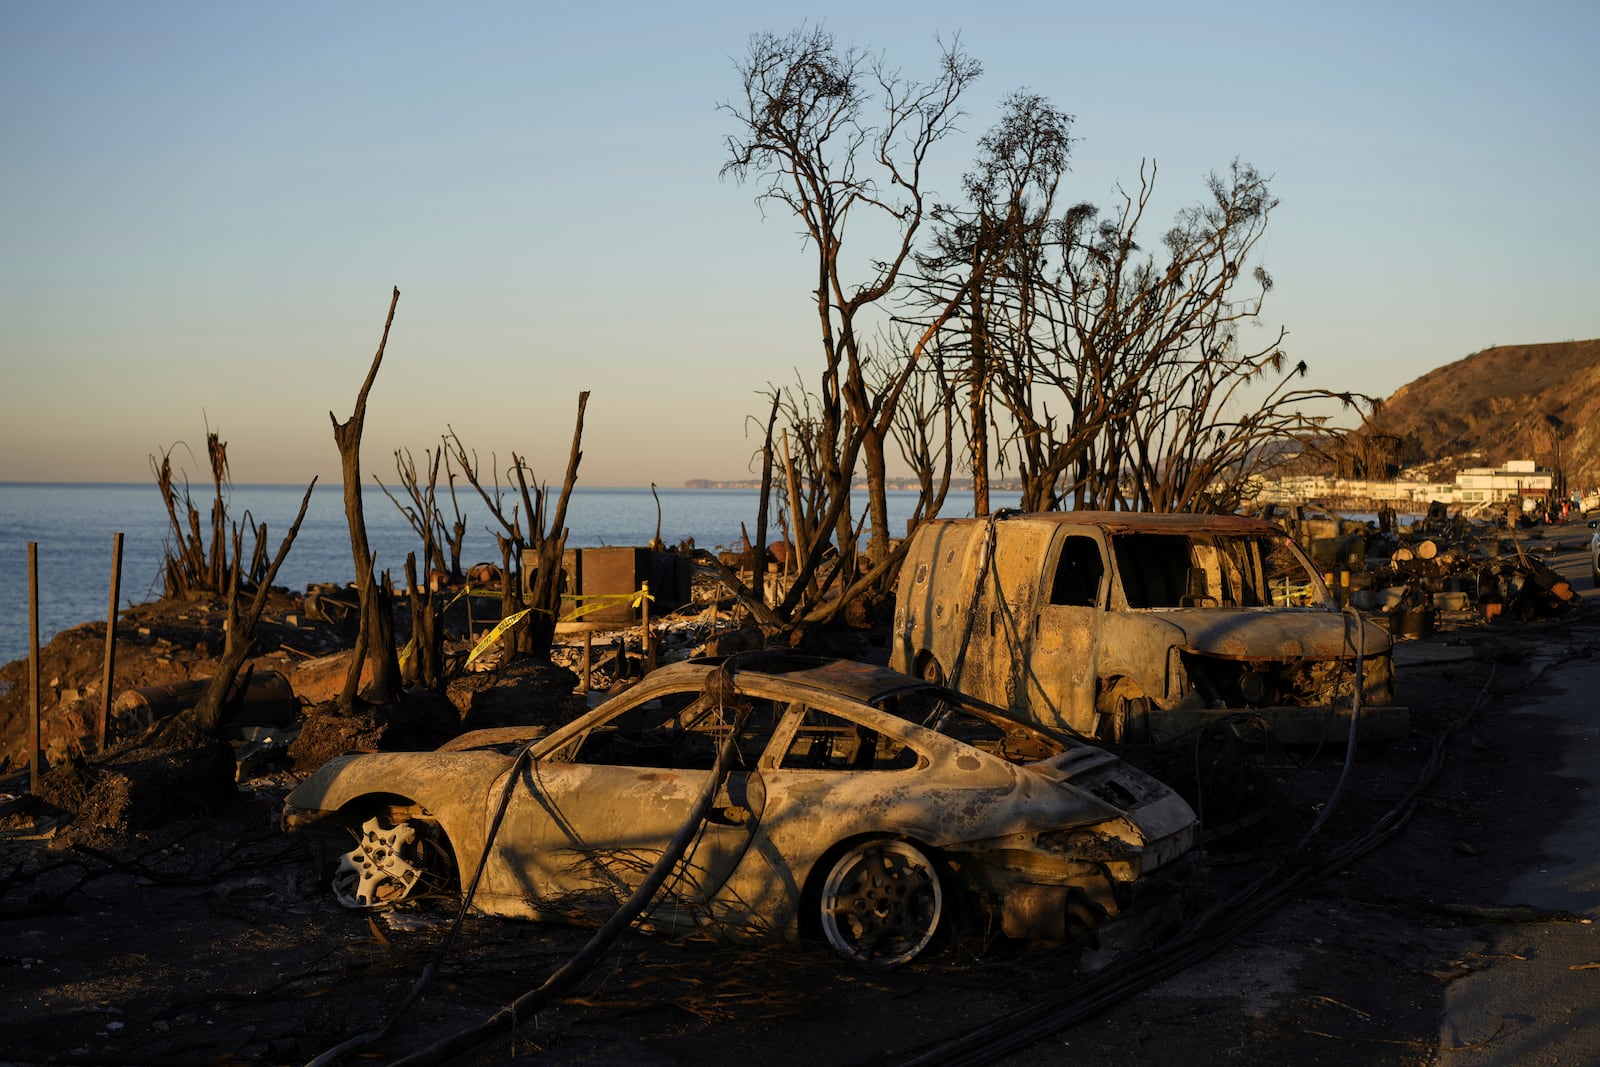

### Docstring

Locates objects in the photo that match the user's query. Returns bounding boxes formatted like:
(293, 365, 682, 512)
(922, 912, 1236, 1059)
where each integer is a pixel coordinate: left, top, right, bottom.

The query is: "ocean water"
(0, 483, 1009, 667)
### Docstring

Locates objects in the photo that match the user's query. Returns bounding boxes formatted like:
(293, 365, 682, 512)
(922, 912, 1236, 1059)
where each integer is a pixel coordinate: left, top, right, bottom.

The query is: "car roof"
(507, 652, 1087, 764)
(645, 651, 932, 706)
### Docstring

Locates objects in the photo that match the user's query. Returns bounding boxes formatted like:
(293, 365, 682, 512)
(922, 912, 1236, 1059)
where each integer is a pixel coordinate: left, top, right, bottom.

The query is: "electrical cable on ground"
(878, 654, 1500, 1067)
(389, 697, 752, 1067)
(302, 671, 753, 1067)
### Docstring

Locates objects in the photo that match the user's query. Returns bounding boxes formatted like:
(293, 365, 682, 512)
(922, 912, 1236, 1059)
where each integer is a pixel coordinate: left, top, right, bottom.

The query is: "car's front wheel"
(818, 838, 945, 969)
(331, 815, 455, 909)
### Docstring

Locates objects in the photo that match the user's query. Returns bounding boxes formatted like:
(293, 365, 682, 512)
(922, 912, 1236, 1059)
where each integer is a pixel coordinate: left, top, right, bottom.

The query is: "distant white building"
(1251, 460, 1552, 507)
(1453, 459, 1552, 504)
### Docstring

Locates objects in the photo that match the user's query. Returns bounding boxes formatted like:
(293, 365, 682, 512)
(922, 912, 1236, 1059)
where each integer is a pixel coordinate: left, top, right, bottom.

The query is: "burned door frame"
(966, 520, 1058, 713)
(488, 692, 775, 928)
(1021, 530, 1107, 736)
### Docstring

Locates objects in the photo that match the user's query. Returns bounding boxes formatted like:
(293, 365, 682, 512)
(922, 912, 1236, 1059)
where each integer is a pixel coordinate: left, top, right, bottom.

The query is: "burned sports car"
(283, 654, 1198, 969)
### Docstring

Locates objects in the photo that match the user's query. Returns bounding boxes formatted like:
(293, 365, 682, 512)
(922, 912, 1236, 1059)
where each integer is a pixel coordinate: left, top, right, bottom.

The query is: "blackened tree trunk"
(156, 481, 315, 748)
(404, 552, 443, 689)
(522, 392, 590, 657)
(331, 287, 404, 708)
(193, 482, 316, 730)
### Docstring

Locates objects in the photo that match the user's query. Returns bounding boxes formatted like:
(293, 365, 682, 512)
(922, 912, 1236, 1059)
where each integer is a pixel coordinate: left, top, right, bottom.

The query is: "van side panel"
(891, 520, 984, 681)
(979, 520, 1060, 710)
(893, 518, 1060, 717)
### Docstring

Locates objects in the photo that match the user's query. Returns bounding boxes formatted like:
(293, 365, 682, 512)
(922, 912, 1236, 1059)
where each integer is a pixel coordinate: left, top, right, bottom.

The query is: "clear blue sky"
(2, 1, 1594, 487)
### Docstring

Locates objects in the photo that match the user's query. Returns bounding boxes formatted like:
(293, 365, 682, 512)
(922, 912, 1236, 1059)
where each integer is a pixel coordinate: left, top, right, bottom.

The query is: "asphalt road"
(1441, 519, 1600, 1066)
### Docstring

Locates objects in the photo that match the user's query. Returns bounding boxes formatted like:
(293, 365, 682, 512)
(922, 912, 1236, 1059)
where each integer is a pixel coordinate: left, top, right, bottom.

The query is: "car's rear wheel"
(818, 838, 945, 969)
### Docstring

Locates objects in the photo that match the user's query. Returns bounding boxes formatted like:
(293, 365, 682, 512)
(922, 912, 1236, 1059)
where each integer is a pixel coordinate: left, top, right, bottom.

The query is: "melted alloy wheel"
(820, 839, 944, 968)
(332, 817, 426, 909)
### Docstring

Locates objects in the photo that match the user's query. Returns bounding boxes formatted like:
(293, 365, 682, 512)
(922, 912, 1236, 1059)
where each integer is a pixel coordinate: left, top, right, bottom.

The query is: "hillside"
(1373, 338, 1600, 492)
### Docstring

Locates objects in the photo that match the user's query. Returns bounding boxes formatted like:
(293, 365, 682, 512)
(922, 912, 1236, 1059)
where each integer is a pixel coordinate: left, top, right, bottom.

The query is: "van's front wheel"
(1096, 678, 1151, 745)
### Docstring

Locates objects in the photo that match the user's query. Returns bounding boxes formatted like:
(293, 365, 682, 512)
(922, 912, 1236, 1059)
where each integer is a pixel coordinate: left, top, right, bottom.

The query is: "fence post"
(640, 581, 654, 673)
(28, 543, 41, 794)
(98, 532, 124, 750)
(582, 630, 592, 694)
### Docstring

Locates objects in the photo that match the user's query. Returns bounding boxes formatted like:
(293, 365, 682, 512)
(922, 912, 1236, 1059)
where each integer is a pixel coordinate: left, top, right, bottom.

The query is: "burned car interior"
(1108, 532, 1326, 610)
(556, 682, 1070, 774)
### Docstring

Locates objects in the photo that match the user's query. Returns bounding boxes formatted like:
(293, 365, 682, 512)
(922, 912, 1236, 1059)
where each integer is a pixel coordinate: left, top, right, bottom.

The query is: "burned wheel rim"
(331, 816, 427, 908)
(819, 839, 943, 968)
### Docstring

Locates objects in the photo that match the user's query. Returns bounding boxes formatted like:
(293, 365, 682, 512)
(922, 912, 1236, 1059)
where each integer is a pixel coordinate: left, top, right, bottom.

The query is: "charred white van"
(890, 512, 1406, 745)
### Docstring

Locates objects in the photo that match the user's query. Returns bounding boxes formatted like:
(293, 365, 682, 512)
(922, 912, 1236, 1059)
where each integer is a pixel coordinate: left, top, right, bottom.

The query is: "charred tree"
(331, 287, 404, 708)
(522, 392, 589, 658)
(151, 430, 270, 597)
(378, 447, 457, 583)
(914, 91, 1073, 517)
(156, 481, 316, 746)
(403, 552, 444, 689)
(722, 26, 979, 584)
(445, 393, 590, 661)
(383, 445, 451, 690)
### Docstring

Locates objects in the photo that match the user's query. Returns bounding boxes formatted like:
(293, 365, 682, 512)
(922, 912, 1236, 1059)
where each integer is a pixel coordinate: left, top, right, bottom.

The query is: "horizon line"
(0, 480, 754, 490)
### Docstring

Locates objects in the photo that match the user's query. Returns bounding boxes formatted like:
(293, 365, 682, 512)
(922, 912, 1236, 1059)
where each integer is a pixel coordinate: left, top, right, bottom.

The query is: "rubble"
(1350, 517, 1579, 628)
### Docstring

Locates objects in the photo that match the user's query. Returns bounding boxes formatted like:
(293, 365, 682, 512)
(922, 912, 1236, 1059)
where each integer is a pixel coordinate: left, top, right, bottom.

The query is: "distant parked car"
(283, 654, 1199, 969)
(1589, 519, 1599, 586)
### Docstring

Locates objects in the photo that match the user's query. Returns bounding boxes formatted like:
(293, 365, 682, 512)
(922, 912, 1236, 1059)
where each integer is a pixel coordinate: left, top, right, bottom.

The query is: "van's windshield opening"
(1111, 532, 1328, 609)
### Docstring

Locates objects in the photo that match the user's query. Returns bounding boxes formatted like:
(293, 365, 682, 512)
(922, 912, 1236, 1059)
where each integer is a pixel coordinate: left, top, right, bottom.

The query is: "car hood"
(1154, 609, 1390, 660)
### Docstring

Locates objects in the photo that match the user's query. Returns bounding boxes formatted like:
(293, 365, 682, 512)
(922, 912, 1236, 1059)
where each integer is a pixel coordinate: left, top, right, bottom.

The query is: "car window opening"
(1048, 535, 1104, 607)
(568, 694, 782, 770)
(884, 690, 1066, 764)
(779, 707, 919, 771)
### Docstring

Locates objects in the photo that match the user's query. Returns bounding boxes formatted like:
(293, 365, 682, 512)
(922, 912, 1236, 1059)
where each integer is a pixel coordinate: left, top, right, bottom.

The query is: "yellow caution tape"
(466, 609, 531, 666)
(453, 585, 513, 603)
(459, 584, 654, 663)
(557, 585, 654, 622)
